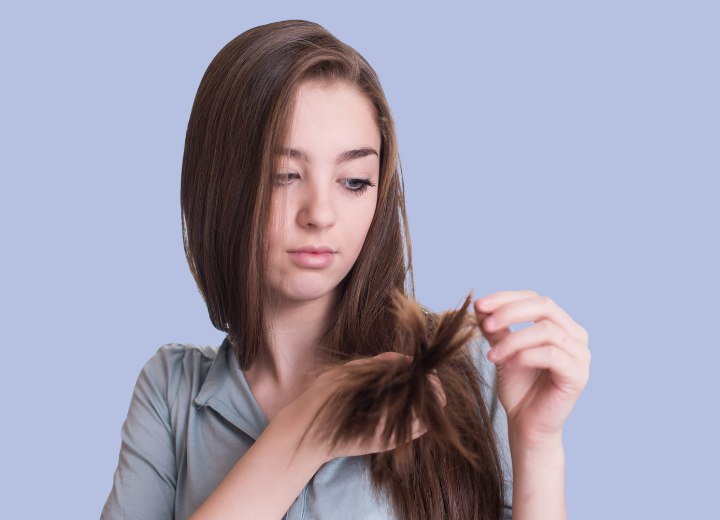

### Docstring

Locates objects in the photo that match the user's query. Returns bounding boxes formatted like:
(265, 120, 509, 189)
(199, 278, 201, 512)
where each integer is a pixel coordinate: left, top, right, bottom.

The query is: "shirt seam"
(167, 345, 189, 435)
(195, 346, 231, 407)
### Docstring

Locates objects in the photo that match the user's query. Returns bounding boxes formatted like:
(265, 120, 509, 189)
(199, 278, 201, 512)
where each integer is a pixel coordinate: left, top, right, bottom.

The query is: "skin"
(264, 81, 380, 306)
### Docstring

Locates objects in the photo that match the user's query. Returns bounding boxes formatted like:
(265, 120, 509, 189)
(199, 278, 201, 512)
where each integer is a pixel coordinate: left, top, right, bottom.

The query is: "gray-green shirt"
(100, 335, 513, 519)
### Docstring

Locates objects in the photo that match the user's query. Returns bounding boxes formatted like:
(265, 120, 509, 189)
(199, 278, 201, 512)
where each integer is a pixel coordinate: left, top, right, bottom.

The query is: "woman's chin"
(268, 283, 339, 306)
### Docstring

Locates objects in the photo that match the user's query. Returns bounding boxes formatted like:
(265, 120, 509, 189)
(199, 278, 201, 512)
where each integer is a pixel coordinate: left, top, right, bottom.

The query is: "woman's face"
(265, 80, 380, 307)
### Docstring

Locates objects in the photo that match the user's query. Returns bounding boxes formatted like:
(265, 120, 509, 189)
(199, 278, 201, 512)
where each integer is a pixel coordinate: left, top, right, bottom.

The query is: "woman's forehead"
(279, 82, 380, 162)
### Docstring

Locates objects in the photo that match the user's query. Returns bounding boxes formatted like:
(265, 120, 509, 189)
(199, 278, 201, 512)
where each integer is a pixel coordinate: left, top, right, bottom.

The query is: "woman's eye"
(275, 173, 298, 184)
(274, 173, 375, 196)
(342, 178, 376, 196)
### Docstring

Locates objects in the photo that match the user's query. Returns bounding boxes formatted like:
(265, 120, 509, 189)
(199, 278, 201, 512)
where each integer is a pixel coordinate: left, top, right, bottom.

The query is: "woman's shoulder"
(145, 341, 218, 364)
(135, 341, 221, 409)
(141, 342, 218, 375)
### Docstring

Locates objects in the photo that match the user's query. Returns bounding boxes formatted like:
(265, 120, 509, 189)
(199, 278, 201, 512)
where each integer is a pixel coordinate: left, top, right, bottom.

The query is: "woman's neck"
(248, 289, 338, 392)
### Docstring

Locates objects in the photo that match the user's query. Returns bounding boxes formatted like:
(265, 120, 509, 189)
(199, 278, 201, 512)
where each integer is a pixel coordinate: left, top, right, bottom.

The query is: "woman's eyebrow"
(276, 146, 378, 165)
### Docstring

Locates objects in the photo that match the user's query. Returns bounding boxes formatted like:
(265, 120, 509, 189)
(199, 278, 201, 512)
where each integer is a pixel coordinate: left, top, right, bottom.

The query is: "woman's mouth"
(288, 251, 335, 268)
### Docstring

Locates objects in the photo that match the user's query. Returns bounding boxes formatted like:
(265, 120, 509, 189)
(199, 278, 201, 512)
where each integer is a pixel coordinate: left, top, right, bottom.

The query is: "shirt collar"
(193, 336, 269, 440)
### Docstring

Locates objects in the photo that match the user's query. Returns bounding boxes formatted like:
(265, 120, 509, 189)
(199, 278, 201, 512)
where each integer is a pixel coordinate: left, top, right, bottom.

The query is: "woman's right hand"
(280, 352, 447, 464)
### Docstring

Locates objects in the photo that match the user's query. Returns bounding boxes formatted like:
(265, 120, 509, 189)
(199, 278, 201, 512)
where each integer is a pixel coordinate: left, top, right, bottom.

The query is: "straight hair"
(180, 19, 506, 519)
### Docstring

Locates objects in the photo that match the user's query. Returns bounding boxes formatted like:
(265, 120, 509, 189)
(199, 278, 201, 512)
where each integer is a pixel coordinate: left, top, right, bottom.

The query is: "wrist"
(507, 420, 564, 451)
(508, 427, 565, 472)
(507, 426, 567, 519)
(274, 402, 331, 468)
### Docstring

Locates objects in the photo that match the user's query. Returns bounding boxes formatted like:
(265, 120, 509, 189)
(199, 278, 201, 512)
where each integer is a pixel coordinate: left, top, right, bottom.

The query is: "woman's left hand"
(474, 290, 591, 446)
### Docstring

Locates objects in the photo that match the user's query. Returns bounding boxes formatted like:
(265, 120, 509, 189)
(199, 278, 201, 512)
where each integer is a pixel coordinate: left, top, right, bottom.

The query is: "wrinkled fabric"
(101, 335, 513, 519)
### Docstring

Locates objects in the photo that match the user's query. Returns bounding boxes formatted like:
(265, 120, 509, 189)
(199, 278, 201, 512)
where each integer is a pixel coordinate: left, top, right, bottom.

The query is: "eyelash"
(274, 173, 376, 196)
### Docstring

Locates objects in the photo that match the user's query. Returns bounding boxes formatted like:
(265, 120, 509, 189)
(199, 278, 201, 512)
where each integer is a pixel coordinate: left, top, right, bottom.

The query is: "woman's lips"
(289, 251, 335, 268)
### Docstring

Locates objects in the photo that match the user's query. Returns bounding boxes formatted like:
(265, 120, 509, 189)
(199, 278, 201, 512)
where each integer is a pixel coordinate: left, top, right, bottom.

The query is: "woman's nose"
(297, 182, 336, 229)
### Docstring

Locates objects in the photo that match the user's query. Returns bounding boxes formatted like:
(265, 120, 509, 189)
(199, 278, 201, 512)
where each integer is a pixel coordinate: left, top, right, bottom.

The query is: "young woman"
(101, 19, 590, 520)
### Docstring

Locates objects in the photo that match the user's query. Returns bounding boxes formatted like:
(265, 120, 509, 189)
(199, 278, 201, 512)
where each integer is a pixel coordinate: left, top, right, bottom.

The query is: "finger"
(502, 344, 588, 390)
(474, 291, 536, 346)
(427, 372, 447, 407)
(474, 289, 539, 315)
(375, 352, 412, 362)
(489, 320, 587, 364)
(348, 352, 410, 366)
(411, 424, 429, 440)
(478, 294, 586, 344)
(409, 408, 429, 440)
(474, 308, 512, 347)
(387, 409, 427, 446)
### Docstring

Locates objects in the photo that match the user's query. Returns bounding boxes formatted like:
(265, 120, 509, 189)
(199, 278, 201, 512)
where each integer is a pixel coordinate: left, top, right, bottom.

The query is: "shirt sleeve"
(469, 334, 514, 519)
(100, 345, 181, 520)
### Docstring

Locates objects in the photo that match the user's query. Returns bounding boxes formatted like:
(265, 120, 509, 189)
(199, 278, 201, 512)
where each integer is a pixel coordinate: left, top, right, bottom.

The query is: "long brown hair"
(180, 19, 506, 519)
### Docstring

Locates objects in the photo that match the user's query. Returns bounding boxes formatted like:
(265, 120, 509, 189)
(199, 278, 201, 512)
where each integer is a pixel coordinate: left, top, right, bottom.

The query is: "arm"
(509, 432, 566, 520)
(188, 404, 326, 520)
(474, 290, 591, 520)
(190, 351, 433, 519)
(101, 346, 179, 519)
(102, 344, 329, 520)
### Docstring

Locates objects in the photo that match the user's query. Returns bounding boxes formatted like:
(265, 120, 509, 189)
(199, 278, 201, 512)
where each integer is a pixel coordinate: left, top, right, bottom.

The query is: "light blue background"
(2, 1, 717, 518)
